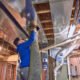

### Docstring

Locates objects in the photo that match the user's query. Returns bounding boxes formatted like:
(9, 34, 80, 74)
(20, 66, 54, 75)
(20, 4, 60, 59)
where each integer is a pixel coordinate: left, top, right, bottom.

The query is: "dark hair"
(13, 37, 20, 46)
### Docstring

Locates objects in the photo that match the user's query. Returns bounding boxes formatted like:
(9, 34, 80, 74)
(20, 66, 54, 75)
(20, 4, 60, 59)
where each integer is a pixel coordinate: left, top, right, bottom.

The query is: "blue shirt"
(17, 30, 35, 68)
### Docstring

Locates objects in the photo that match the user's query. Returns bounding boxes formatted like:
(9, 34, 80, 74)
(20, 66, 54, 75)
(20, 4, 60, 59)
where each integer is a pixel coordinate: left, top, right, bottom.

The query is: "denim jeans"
(16, 67, 29, 80)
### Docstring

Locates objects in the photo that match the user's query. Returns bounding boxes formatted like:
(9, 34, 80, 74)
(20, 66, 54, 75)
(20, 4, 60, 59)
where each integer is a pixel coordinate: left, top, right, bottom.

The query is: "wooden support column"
(29, 33, 41, 80)
(48, 50, 55, 80)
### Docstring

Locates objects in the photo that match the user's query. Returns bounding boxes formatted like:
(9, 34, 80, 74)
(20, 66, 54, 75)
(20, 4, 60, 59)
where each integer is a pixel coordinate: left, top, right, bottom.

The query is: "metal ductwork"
(4, 0, 48, 44)
(49, 0, 74, 44)
(5, 0, 24, 12)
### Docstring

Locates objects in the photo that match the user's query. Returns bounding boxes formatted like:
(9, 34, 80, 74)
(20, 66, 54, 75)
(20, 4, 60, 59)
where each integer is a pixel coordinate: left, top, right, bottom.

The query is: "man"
(13, 26, 37, 80)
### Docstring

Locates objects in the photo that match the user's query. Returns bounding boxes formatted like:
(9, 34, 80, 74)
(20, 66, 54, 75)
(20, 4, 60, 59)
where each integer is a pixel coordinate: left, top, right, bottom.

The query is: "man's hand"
(33, 28, 37, 32)
(33, 21, 37, 26)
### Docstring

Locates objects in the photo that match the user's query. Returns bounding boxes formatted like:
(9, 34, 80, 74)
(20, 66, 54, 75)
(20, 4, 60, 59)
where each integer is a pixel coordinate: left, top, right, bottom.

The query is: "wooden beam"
(72, 7, 75, 10)
(43, 27, 53, 30)
(70, 18, 74, 21)
(46, 35, 54, 38)
(44, 29, 53, 34)
(41, 20, 52, 23)
(45, 33, 53, 36)
(47, 38, 54, 40)
(70, 17, 80, 21)
(37, 10, 50, 14)
(72, 7, 79, 11)
(48, 40, 54, 43)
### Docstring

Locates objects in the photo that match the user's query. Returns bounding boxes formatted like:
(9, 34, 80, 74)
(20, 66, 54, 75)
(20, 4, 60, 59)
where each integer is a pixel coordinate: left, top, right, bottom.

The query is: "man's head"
(13, 37, 20, 46)
(13, 37, 24, 46)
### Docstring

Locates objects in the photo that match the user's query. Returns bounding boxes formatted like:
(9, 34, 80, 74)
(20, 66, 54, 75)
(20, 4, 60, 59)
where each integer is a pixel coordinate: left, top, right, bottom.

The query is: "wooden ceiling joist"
(44, 27, 53, 30)
(37, 10, 50, 14)
(34, 2, 54, 43)
(38, 13, 51, 20)
(34, 3, 50, 12)
(44, 29, 53, 34)
(72, 7, 75, 11)
(70, 17, 80, 21)
(47, 38, 54, 40)
(48, 40, 54, 43)
(70, 18, 74, 21)
(42, 22, 53, 26)
(46, 33, 53, 36)
(46, 35, 54, 38)
(41, 20, 52, 23)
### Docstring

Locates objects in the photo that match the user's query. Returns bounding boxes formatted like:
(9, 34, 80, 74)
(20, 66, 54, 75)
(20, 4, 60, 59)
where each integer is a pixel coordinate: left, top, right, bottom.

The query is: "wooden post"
(29, 33, 41, 80)
(48, 56, 55, 80)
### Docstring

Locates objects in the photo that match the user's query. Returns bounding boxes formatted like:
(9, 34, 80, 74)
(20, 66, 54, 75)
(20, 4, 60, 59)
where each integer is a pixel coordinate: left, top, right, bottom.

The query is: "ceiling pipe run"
(54, 44, 77, 80)
(40, 32, 80, 52)
(67, 56, 72, 80)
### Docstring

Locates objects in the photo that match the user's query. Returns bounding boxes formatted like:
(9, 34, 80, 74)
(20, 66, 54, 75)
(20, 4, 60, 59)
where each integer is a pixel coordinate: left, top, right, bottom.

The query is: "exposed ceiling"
(0, 0, 80, 50)
(34, 0, 73, 44)
(70, 0, 80, 33)
(34, 2, 54, 43)
(34, 0, 80, 45)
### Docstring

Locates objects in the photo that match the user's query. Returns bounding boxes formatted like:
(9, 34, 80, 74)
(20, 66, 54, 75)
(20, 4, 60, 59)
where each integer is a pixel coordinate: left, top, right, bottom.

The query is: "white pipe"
(40, 33, 80, 52)
(67, 56, 72, 80)
(54, 44, 77, 80)
(68, 24, 76, 38)
(40, 34, 80, 52)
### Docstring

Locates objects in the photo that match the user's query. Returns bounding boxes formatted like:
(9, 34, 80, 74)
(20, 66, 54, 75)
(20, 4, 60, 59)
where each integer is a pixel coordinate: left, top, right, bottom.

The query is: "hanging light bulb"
(0, 46, 2, 51)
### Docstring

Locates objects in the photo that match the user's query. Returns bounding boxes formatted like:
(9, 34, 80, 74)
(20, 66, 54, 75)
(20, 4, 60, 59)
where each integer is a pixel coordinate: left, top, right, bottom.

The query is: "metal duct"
(6, 0, 48, 11)
(49, 0, 74, 44)
(4, 0, 23, 12)
(4, 0, 48, 44)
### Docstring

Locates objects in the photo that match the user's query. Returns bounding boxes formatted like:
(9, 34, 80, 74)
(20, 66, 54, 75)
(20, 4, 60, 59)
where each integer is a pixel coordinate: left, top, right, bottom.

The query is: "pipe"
(54, 44, 77, 80)
(67, 56, 72, 80)
(40, 33, 80, 52)
(68, 24, 76, 38)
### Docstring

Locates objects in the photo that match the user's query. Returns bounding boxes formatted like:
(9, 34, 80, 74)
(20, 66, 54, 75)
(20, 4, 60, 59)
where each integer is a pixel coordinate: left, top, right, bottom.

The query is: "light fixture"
(0, 46, 3, 51)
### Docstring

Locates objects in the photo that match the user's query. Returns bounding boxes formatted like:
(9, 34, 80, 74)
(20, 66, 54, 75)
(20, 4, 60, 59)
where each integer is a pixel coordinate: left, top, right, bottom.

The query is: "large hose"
(25, 0, 36, 25)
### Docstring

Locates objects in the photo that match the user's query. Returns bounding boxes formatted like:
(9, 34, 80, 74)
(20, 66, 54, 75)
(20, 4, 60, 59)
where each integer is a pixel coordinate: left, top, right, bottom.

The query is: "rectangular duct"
(49, 0, 74, 44)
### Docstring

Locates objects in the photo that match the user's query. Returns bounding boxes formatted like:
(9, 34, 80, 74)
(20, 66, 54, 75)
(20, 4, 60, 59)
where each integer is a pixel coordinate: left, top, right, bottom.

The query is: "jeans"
(16, 67, 29, 80)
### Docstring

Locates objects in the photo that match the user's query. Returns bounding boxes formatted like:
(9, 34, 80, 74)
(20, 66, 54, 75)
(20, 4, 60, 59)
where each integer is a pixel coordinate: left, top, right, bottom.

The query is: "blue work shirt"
(17, 30, 35, 68)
